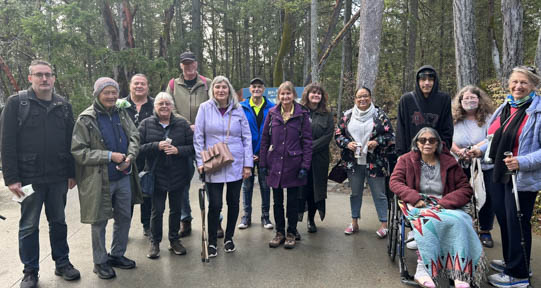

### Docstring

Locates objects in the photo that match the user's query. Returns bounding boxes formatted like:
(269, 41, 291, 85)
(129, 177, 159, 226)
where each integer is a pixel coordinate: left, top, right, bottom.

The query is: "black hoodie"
(395, 65, 453, 155)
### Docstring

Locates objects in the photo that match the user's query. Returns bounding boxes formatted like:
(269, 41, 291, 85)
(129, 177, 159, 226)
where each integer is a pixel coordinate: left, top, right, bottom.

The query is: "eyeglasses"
(156, 102, 172, 107)
(417, 137, 438, 144)
(31, 73, 54, 79)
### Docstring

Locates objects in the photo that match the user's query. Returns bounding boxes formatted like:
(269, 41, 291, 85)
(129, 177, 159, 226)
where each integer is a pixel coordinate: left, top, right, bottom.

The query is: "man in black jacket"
(1, 60, 80, 288)
(123, 74, 154, 237)
(396, 65, 453, 155)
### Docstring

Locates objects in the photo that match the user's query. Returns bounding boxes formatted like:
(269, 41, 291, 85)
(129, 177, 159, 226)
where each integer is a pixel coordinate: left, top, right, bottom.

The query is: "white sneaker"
(406, 231, 418, 250)
(490, 259, 533, 277)
(487, 272, 529, 288)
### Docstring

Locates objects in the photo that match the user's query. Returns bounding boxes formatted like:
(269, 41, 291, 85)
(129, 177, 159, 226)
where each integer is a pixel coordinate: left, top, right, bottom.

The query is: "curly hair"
(300, 82, 329, 113)
(452, 85, 494, 127)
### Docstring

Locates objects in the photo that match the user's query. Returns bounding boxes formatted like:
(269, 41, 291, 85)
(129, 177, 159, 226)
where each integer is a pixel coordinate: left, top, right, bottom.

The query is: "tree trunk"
(192, 0, 202, 71)
(404, 0, 417, 92)
(488, 0, 502, 80)
(338, 0, 352, 117)
(211, 2, 217, 77)
(159, 4, 175, 58)
(453, 0, 479, 89)
(535, 28, 541, 75)
(303, 10, 311, 84)
(224, 0, 230, 79)
(273, 8, 294, 86)
(356, 0, 384, 94)
(501, 0, 523, 85)
(0, 55, 20, 92)
(310, 0, 319, 83)
(243, 16, 251, 83)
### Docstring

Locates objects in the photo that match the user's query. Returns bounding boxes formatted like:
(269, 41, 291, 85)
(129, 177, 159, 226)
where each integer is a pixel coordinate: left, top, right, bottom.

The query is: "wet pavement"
(0, 174, 539, 288)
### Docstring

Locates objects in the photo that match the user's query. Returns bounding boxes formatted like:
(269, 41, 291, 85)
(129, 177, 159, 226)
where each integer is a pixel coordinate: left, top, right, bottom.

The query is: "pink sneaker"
(376, 227, 388, 239)
(344, 224, 359, 235)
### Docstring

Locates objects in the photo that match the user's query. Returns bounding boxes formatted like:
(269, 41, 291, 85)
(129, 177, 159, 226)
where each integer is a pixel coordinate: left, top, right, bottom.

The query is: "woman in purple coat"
(193, 76, 253, 258)
(260, 81, 313, 249)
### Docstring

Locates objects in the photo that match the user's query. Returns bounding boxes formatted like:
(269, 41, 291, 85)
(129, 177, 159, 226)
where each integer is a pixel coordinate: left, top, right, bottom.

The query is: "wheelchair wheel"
(388, 194, 399, 262)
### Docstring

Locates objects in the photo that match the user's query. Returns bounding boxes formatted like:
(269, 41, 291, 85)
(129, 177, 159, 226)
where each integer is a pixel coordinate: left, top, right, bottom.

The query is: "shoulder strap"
(225, 109, 232, 143)
(409, 92, 423, 114)
(18, 90, 30, 127)
(169, 78, 175, 93)
(199, 75, 208, 90)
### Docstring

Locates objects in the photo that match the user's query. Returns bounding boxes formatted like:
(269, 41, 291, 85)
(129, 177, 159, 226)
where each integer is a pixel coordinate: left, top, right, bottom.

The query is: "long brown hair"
(452, 85, 494, 126)
(301, 83, 329, 113)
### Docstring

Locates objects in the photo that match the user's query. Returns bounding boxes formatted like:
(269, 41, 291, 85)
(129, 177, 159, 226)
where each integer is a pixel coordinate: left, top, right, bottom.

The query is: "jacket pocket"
(54, 109, 66, 128)
(18, 153, 39, 177)
(56, 152, 71, 176)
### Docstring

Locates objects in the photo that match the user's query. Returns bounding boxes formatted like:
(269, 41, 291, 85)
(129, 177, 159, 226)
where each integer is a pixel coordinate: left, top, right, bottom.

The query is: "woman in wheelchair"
(390, 127, 484, 288)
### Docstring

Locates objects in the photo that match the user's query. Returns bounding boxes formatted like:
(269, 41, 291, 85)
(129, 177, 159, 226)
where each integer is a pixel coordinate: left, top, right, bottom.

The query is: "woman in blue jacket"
(470, 66, 540, 288)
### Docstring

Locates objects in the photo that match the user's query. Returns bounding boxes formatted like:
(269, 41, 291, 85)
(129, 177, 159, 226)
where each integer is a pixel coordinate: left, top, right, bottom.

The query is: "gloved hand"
(297, 168, 307, 179)
(260, 167, 268, 176)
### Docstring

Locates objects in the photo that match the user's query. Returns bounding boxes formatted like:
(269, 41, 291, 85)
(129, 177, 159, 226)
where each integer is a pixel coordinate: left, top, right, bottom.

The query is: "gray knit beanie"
(93, 77, 119, 98)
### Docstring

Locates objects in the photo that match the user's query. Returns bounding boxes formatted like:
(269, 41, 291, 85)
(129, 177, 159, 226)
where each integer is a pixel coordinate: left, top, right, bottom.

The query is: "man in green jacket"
(166, 51, 210, 237)
(71, 77, 142, 280)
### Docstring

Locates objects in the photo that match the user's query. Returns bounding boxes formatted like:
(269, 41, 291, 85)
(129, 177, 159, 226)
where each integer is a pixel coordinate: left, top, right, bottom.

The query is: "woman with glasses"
(450, 85, 496, 248)
(335, 87, 395, 237)
(390, 127, 482, 288)
(138, 92, 195, 259)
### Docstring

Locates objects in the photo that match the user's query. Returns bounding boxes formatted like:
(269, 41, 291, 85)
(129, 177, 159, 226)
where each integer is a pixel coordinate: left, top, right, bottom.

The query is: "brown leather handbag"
(201, 110, 234, 173)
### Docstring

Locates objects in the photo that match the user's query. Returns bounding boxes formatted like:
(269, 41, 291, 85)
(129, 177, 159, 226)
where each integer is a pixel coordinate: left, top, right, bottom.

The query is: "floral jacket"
(334, 106, 396, 177)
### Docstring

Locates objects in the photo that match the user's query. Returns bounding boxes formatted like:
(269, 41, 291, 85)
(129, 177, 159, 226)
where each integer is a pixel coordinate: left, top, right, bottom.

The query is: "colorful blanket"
(399, 196, 486, 286)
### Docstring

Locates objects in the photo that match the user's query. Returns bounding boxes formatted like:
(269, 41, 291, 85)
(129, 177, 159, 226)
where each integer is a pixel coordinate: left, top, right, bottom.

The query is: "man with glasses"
(123, 74, 154, 238)
(71, 77, 142, 280)
(1, 60, 80, 288)
(396, 65, 453, 156)
(166, 51, 210, 237)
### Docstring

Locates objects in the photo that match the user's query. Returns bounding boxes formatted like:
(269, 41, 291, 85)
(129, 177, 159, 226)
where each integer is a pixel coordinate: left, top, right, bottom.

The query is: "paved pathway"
(0, 175, 539, 287)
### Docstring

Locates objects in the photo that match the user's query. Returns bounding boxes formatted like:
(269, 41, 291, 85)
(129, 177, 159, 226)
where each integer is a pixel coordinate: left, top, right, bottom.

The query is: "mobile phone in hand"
(165, 137, 172, 144)
(116, 161, 130, 171)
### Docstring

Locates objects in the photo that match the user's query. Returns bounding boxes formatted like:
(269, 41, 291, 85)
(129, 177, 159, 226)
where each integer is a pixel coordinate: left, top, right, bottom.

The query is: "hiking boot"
(217, 223, 224, 238)
(54, 262, 81, 281)
(179, 221, 192, 237)
(224, 240, 236, 253)
(208, 245, 217, 258)
(269, 232, 285, 248)
(262, 216, 274, 229)
(107, 254, 136, 269)
(238, 216, 250, 229)
(284, 233, 296, 249)
(20, 271, 38, 288)
(307, 220, 317, 233)
(147, 242, 160, 259)
(93, 263, 116, 279)
(169, 240, 187, 255)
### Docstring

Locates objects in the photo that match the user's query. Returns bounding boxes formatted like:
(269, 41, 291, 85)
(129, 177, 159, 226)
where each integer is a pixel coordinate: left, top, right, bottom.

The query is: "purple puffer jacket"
(260, 102, 313, 188)
(194, 100, 253, 183)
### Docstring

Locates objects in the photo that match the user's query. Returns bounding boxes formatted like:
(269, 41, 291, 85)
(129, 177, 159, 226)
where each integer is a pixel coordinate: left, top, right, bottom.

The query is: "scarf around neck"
(505, 91, 535, 108)
(352, 102, 376, 122)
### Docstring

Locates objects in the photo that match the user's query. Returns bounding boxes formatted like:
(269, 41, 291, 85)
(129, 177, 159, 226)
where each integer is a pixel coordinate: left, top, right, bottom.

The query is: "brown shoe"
(269, 232, 285, 248)
(180, 221, 192, 238)
(284, 233, 296, 249)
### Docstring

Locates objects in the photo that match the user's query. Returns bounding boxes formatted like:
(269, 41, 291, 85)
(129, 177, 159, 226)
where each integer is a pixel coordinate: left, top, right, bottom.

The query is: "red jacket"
(389, 150, 472, 209)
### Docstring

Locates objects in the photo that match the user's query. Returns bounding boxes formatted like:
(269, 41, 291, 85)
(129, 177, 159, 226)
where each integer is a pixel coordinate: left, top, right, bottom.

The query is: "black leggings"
(206, 180, 242, 246)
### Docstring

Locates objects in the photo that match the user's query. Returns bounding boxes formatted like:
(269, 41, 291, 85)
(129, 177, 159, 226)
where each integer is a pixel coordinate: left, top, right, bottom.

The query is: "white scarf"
(347, 103, 376, 165)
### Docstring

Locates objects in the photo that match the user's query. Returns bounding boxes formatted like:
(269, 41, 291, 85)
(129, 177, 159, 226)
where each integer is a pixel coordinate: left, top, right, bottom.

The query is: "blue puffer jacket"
(482, 94, 541, 191)
(240, 96, 275, 156)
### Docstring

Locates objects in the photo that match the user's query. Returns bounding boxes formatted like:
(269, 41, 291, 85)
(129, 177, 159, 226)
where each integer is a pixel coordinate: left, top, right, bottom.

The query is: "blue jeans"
(347, 164, 388, 222)
(181, 181, 192, 222)
(91, 176, 132, 264)
(19, 181, 70, 273)
(241, 164, 271, 219)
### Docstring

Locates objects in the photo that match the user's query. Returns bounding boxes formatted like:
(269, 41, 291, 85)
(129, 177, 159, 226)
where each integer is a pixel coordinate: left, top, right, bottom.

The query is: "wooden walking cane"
(199, 173, 209, 263)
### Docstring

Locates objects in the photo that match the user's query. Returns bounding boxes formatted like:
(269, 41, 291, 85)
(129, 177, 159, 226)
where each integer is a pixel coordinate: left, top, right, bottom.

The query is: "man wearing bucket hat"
(71, 77, 142, 280)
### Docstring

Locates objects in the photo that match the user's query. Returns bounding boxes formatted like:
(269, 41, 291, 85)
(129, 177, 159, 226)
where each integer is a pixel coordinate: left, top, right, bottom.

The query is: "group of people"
(1, 54, 539, 288)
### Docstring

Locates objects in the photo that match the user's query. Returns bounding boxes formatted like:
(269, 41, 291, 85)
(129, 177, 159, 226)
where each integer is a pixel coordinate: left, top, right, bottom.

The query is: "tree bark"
(310, 0, 319, 83)
(243, 16, 251, 83)
(273, 8, 294, 86)
(192, 0, 202, 70)
(159, 4, 175, 58)
(338, 0, 352, 118)
(488, 0, 502, 80)
(404, 0, 417, 92)
(535, 27, 541, 74)
(453, 0, 479, 89)
(501, 0, 523, 85)
(356, 0, 384, 94)
(0, 55, 20, 92)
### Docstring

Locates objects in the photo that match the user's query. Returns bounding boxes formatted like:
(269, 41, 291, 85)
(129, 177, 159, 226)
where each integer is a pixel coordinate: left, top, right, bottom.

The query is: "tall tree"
(338, 0, 352, 117)
(273, 7, 294, 86)
(536, 27, 541, 73)
(356, 0, 384, 93)
(310, 0, 319, 83)
(453, 0, 479, 89)
(501, 0, 523, 85)
(488, 0, 502, 80)
(404, 0, 417, 92)
(192, 0, 202, 70)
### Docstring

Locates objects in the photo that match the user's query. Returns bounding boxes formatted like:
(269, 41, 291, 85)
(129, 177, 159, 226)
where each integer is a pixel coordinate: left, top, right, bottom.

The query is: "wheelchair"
(386, 189, 480, 287)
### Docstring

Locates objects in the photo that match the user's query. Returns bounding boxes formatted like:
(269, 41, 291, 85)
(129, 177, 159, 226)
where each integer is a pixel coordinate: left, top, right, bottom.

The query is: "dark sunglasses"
(417, 137, 438, 144)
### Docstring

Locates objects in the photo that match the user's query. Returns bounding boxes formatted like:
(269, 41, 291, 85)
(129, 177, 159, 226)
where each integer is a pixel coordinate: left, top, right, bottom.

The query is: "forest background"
(0, 0, 541, 229)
